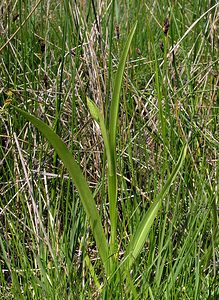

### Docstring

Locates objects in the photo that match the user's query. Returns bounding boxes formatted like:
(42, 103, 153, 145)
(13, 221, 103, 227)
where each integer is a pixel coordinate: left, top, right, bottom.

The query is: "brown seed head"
(12, 13, 19, 22)
(39, 40, 45, 53)
(163, 17, 170, 35)
(115, 25, 120, 40)
(160, 41, 164, 52)
(43, 74, 49, 89)
(136, 48, 141, 55)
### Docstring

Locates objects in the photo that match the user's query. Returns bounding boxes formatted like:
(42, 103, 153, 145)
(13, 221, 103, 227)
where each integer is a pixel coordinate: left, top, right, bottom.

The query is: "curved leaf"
(13, 107, 110, 275)
(124, 144, 187, 269)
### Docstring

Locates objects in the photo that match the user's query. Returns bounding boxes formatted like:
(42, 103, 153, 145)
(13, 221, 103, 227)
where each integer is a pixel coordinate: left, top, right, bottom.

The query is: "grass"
(0, 0, 219, 299)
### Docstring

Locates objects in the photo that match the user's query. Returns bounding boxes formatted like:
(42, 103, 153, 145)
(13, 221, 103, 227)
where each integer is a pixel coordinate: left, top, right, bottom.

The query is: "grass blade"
(124, 144, 188, 269)
(13, 107, 110, 275)
(109, 22, 137, 150)
(108, 22, 137, 252)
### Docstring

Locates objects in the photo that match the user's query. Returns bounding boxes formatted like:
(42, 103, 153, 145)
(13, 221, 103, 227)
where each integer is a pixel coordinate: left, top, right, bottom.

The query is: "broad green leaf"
(13, 107, 110, 275)
(124, 144, 187, 269)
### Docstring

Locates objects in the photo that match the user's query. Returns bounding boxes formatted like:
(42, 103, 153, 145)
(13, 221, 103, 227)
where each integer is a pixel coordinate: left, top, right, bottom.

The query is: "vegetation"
(0, 0, 218, 298)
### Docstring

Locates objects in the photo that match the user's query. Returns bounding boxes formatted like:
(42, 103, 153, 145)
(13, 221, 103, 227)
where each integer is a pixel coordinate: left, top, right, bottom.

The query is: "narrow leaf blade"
(108, 22, 137, 253)
(125, 144, 187, 269)
(109, 22, 137, 148)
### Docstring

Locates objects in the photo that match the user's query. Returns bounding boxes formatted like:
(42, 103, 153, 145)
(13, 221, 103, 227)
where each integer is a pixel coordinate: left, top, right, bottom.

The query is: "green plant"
(11, 23, 187, 287)
(1, 1, 218, 298)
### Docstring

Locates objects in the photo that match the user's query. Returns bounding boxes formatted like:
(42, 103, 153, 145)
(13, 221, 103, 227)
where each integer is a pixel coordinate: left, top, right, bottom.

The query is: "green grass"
(0, 0, 219, 299)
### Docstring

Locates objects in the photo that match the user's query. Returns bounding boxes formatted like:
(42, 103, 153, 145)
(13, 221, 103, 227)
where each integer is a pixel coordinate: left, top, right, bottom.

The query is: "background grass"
(0, 0, 219, 299)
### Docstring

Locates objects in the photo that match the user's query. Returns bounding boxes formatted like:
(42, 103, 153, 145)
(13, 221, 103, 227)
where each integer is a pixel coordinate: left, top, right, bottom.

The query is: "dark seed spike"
(163, 17, 170, 35)
(160, 41, 164, 52)
(115, 24, 120, 40)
